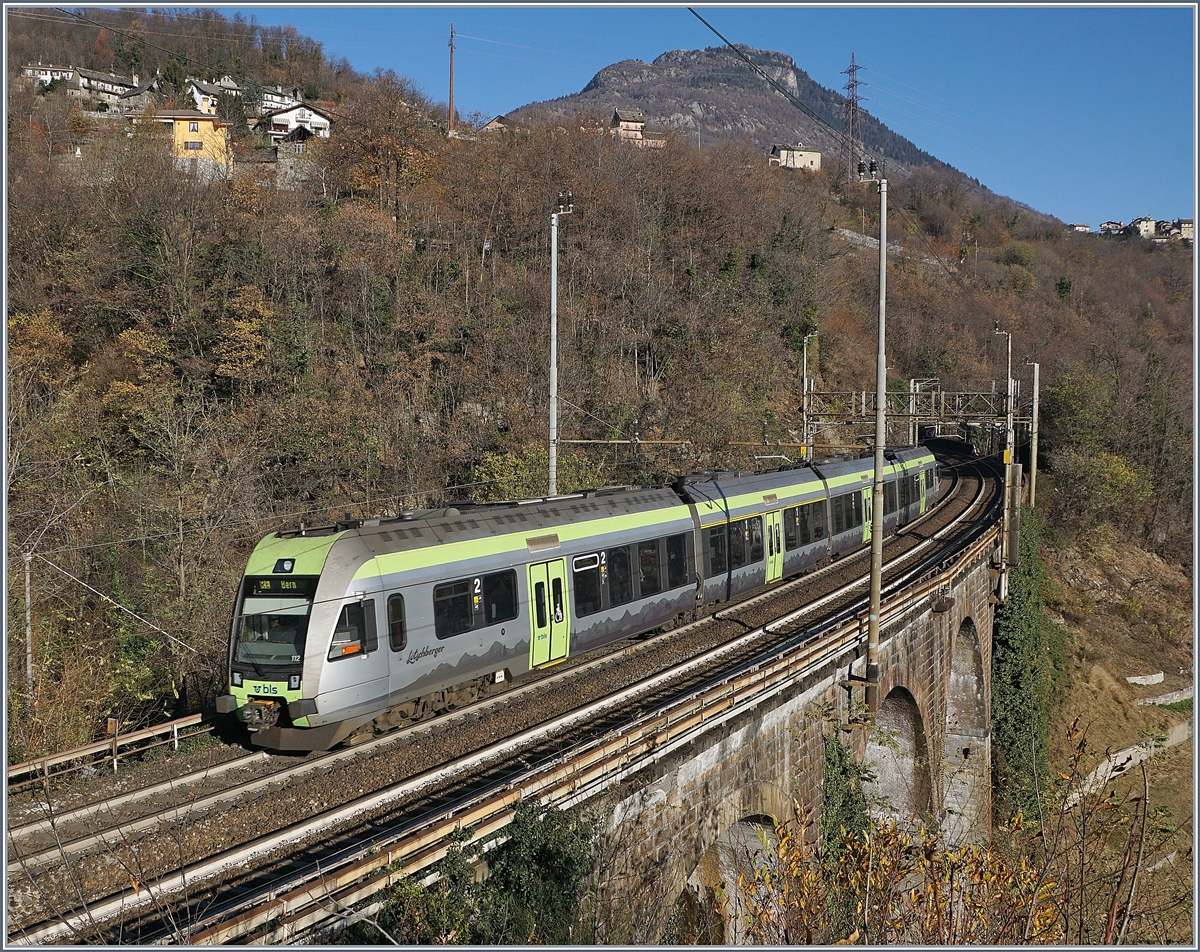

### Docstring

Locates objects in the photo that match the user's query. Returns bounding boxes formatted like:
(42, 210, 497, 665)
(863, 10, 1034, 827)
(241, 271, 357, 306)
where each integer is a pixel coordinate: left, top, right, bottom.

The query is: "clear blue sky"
(222, 4, 1195, 228)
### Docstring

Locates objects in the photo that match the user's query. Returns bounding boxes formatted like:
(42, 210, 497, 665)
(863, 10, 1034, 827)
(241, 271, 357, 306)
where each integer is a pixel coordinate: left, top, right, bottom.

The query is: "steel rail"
(6, 753, 268, 851)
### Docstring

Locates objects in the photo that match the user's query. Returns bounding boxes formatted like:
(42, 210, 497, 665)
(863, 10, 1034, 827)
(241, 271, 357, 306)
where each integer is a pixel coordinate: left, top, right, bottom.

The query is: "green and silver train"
(217, 446, 939, 750)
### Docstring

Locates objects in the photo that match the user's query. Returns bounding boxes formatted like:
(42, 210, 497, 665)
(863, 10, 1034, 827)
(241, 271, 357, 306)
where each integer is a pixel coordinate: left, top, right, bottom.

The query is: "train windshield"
(234, 585, 315, 669)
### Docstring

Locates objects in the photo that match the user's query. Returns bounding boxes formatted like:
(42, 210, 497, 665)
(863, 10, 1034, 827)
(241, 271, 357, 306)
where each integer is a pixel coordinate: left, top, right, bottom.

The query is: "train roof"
(345, 485, 688, 557)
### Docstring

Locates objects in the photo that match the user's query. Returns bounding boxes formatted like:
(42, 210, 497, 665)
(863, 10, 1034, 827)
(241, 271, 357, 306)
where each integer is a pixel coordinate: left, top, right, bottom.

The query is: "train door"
(528, 559, 570, 667)
(862, 486, 873, 544)
(765, 510, 784, 583)
(919, 470, 928, 515)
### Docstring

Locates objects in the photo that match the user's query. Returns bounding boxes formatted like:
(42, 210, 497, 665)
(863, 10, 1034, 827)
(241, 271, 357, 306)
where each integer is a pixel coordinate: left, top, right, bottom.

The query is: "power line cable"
(687, 7, 868, 165)
(32, 553, 200, 654)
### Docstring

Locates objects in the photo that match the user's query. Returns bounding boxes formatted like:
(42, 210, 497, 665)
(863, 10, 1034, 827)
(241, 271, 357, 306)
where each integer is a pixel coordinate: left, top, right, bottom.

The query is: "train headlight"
(232, 671, 242, 687)
(289, 675, 301, 690)
(274, 558, 295, 573)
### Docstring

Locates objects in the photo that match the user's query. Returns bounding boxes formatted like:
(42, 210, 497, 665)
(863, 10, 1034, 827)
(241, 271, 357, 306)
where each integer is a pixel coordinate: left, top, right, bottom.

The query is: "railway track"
(7, 449, 1000, 945)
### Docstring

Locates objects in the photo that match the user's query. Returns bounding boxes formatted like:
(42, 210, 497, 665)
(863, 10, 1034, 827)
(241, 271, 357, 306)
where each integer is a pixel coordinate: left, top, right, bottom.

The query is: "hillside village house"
(258, 84, 304, 115)
(22, 62, 78, 86)
(187, 78, 241, 115)
(610, 108, 664, 148)
(1068, 223, 1090, 232)
(1100, 220, 1125, 235)
(1178, 219, 1193, 240)
(1129, 216, 1156, 239)
(148, 110, 232, 179)
(769, 144, 822, 171)
(22, 62, 139, 105)
(252, 103, 333, 145)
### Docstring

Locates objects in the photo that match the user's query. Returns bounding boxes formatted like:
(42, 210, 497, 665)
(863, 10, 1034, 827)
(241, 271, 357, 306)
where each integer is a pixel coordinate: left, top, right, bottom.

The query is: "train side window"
(748, 516, 764, 563)
(851, 492, 863, 527)
(784, 507, 799, 550)
(910, 475, 920, 505)
(433, 579, 473, 639)
(482, 570, 518, 625)
(328, 599, 376, 659)
(638, 540, 661, 597)
(812, 502, 827, 540)
(729, 519, 748, 569)
(799, 504, 814, 546)
(551, 577, 565, 622)
(609, 546, 635, 606)
(706, 525, 727, 575)
(831, 497, 844, 535)
(666, 533, 688, 588)
(534, 581, 547, 628)
(572, 554, 602, 616)
(884, 481, 898, 515)
(387, 594, 406, 651)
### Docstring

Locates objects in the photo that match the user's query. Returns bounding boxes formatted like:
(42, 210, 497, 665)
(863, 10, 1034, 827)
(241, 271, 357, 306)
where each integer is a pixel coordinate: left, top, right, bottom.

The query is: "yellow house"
(153, 110, 232, 178)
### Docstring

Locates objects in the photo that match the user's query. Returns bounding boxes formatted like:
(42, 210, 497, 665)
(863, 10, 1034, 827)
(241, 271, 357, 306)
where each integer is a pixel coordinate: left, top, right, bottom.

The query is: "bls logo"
(250, 682, 280, 695)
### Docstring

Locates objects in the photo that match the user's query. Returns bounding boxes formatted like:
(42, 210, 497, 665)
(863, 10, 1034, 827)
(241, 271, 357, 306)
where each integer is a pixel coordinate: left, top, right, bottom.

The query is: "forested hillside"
(6, 19, 1192, 762)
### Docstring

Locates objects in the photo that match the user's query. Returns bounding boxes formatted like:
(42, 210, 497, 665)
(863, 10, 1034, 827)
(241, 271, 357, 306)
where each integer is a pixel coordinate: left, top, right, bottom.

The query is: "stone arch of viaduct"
(589, 549, 995, 944)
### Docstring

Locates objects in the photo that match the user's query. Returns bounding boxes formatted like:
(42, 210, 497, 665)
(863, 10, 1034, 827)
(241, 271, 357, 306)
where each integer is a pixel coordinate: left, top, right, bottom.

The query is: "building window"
(189, 121, 199, 132)
(294, 142, 304, 154)
(184, 141, 203, 150)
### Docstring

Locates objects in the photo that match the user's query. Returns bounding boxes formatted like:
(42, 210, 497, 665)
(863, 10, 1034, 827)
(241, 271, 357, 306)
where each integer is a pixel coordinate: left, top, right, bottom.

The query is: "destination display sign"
(244, 576, 319, 596)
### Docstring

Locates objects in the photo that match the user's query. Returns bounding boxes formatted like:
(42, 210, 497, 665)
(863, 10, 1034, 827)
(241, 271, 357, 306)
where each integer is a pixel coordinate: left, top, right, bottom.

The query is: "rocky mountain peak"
(513, 43, 945, 176)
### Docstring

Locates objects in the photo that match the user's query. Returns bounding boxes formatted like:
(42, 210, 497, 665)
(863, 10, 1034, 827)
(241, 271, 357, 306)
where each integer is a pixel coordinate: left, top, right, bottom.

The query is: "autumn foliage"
(737, 811, 1064, 944)
(7, 42, 1192, 764)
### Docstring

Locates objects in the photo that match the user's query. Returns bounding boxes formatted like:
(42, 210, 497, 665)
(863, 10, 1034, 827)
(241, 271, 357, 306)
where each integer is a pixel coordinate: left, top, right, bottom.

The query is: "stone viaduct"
(586, 530, 997, 944)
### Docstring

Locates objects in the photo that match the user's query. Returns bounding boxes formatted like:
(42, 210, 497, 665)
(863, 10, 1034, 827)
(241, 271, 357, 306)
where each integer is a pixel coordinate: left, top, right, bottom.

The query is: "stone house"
(22, 63, 139, 106)
(76, 67, 139, 105)
(256, 84, 304, 116)
(610, 108, 664, 148)
(1129, 216, 1156, 238)
(769, 144, 822, 171)
(252, 102, 333, 144)
(187, 79, 228, 115)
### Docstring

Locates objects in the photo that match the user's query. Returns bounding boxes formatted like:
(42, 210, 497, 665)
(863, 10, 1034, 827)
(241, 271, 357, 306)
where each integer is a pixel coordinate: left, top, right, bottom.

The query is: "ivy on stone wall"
(991, 506, 1052, 821)
(343, 802, 599, 945)
(820, 729, 870, 938)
